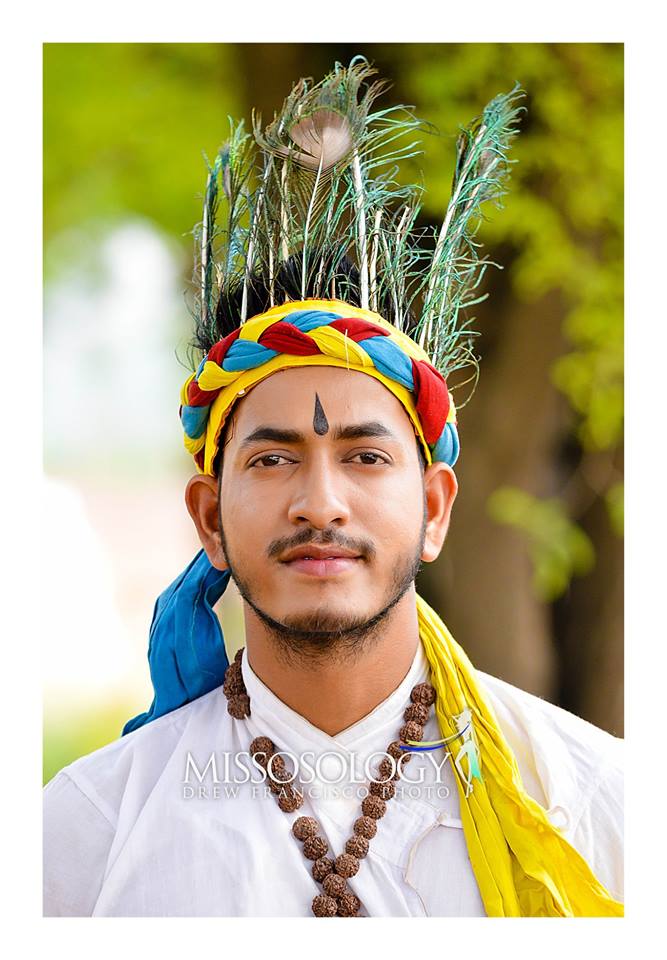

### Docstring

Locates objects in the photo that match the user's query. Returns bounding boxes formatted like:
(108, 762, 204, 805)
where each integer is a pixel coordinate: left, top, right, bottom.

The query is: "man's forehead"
(231, 366, 412, 433)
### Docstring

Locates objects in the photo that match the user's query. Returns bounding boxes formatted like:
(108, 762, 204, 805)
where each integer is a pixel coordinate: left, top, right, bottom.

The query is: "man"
(43, 60, 623, 917)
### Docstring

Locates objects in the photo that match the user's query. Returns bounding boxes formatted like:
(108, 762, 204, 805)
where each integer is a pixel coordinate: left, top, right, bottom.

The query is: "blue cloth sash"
(122, 550, 231, 735)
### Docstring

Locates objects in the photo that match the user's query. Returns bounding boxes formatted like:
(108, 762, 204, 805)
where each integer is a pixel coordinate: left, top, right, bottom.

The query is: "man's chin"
(279, 608, 377, 637)
(233, 565, 420, 661)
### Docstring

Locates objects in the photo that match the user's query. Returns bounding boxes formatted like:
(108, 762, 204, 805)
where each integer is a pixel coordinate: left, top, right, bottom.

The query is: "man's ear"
(421, 463, 458, 563)
(184, 474, 228, 571)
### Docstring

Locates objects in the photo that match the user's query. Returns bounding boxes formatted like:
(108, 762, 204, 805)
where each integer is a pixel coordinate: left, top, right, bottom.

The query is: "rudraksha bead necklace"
(221, 648, 437, 918)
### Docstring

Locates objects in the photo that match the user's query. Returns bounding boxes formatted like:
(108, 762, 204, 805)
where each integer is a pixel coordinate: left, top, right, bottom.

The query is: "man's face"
(217, 366, 430, 645)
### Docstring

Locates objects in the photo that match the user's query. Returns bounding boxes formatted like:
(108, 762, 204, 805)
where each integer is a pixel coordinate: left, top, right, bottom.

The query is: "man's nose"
(286, 457, 351, 529)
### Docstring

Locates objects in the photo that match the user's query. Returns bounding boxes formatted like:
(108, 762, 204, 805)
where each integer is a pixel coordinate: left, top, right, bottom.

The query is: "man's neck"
(243, 590, 420, 737)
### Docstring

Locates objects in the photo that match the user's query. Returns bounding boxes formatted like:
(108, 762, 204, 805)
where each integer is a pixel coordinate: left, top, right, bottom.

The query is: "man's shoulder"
(475, 670, 624, 902)
(44, 685, 232, 827)
(43, 686, 237, 915)
(476, 669, 623, 815)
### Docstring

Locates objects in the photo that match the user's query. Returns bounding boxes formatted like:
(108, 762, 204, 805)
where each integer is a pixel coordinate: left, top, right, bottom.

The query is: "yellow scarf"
(417, 593, 623, 917)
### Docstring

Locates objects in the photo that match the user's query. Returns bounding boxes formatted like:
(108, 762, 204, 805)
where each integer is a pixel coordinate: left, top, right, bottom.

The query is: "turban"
(179, 299, 460, 477)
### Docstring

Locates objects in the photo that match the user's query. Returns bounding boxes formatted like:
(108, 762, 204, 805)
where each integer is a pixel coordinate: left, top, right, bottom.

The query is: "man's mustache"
(267, 528, 376, 562)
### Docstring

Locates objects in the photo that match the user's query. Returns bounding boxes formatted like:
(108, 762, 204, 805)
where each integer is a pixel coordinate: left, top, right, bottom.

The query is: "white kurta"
(43, 643, 624, 916)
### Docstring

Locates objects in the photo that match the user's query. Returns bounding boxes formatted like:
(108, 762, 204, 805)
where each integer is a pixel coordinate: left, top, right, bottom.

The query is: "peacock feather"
(190, 58, 525, 407)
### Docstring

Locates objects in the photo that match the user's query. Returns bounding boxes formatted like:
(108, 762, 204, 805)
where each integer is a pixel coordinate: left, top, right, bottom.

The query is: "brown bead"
(277, 788, 303, 813)
(322, 873, 347, 898)
(387, 740, 412, 765)
(223, 672, 245, 697)
(369, 779, 396, 801)
(345, 835, 369, 859)
(411, 682, 436, 706)
(227, 694, 250, 719)
(377, 757, 398, 781)
(399, 721, 423, 743)
(312, 857, 334, 882)
(268, 771, 290, 790)
(267, 760, 290, 786)
(353, 816, 377, 840)
(303, 835, 329, 860)
(224, 663, 241, 684)
(268, 772, 291, 791)
(267, 776, 285, 795)
(335, 853, 360, 878)
(292, 816, 319, 842)
(404, 702, 429, 724)
(312, 894, 338, 917)
(249, 736, 275, 764)
(338, 893, 361, 917)
(362, 795, 387, 820)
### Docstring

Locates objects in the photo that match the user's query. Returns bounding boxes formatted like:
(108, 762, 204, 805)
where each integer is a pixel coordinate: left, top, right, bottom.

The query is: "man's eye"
(250, 454, 292, 468)
(349, 452, 389, 465)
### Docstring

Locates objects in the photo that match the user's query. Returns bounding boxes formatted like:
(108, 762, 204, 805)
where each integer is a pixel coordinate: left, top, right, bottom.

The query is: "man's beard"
(217, 508, 427, 667)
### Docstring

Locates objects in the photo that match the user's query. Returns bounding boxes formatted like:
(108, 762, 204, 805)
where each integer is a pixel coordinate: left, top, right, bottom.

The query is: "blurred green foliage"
(405, 43, 623, 594)
(44, 43, 241, 278)
(488, 487, 595, 601)
(408, 43, 623, 452)
(605, 481, 624, 537)
(44, 700, 136, 785)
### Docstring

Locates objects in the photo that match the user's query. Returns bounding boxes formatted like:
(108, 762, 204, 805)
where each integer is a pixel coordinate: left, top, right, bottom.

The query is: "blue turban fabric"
(122, 550, 231, 735)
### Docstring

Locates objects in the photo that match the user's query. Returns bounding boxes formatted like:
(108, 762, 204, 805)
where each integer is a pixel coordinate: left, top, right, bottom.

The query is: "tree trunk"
(557, 471, 624, 736)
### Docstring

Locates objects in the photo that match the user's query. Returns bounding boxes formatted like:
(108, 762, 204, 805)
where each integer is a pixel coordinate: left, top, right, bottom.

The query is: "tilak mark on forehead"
(312, 393, 329, 436)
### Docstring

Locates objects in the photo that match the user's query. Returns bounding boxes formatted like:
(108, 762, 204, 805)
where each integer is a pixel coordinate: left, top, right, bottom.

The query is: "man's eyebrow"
(331, 421, 398, 442)
(238, 421, 398, 449)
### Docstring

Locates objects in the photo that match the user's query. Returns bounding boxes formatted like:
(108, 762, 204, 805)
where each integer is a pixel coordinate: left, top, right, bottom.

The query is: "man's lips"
(280, 544, 362, 562)
(282, 556, 361, 577)
(279, 544, 363, 578)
